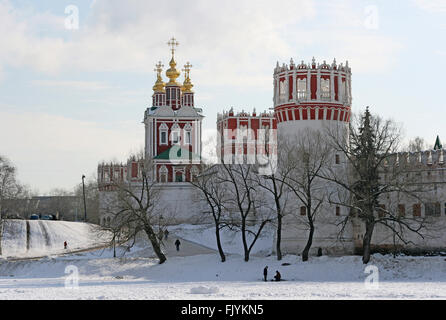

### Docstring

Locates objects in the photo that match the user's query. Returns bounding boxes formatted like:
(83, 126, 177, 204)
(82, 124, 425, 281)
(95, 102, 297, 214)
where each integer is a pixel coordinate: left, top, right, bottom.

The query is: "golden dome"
(153, 61, 165, 93)
(182, 62, 194, 93)
(165, 57, 181, 86)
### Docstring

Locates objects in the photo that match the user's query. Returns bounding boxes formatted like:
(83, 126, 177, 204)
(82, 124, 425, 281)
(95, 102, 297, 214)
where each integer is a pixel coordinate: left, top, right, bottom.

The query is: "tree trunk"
(362, 220, 375, 264)
(276, 213, 282, 261)
(215, 225, 226, 262)
(240, 216, 250, 262)
(0, 219, 3, 256)
(144, 224, 167, 264)
(113, 236, 116, 258)
(302, 222, 314, 262)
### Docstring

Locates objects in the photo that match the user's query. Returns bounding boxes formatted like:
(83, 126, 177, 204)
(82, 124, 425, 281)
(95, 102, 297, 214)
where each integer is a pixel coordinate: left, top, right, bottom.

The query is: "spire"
(434, 135, 442, 150)
(166, 37, 181, 85)
(182, 62, 194, 93)
(152, 61, 165, 93)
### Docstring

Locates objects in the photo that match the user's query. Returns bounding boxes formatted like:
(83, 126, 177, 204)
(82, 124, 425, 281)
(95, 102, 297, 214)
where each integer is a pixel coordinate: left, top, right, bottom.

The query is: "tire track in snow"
(38, 221, 51, 248)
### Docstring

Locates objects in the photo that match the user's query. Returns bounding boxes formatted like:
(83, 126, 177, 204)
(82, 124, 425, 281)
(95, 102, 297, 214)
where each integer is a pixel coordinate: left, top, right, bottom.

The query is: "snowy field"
(1, 219, 109, 258)
(1, 222, 446, 300)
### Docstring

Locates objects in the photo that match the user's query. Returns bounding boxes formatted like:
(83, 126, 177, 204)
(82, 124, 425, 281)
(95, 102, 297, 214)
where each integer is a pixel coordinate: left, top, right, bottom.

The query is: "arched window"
(159, 123, 168, 145)
(159, 165, 168, 183)
(171, 123, 180, 144)
(184, 123, 192, 145)
(174, 168, 185, 182)
(279, 80, 287, 103)
(321, 78, 330, 100)
(297, 78, 307, 99)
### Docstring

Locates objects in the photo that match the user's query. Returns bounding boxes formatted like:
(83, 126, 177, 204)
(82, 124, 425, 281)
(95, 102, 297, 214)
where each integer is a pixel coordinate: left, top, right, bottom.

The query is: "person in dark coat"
(263, 266, 268, 282)
(175, 239, 181, 251)
(274, 270, 281, 281)
(64, 241, 67, 249)
(164, 229, 169, 240)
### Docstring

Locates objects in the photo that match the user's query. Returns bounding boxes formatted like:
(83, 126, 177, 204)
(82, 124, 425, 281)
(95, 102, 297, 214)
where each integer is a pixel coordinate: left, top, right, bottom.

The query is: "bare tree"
(323, 108, 427, 264)
(189, 163, 229, 262)
(219, 163, 274, 262)
(0, 156, 22, 216)
(0, 155, 26, 255)
(280, 130, 332, 262)
(253, 141, 292, 261)
(407, 136, 430, 152)
(101, 155, 168, 264)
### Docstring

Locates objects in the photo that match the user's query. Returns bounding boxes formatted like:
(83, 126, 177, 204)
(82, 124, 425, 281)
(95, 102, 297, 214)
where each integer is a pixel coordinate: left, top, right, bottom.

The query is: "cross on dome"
(167, 37, 179, 57)
(182, 62, 192, 77)
(154, 61, 164, 75)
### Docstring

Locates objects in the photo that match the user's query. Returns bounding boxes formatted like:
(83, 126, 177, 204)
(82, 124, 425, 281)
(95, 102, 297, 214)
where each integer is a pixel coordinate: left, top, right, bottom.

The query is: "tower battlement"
(273, 57, 352, 136)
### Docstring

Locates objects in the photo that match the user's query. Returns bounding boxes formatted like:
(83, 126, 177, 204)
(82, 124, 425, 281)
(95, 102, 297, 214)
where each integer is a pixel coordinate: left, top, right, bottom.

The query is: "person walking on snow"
(164, 229, 169, 240)
(263, 266, 268, 282)
(64, 241, 67, 250)
(175, 239, 181, 251)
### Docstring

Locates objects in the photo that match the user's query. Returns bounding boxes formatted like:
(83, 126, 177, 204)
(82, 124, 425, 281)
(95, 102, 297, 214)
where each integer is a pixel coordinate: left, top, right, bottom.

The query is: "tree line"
(101, 108, 433, 265)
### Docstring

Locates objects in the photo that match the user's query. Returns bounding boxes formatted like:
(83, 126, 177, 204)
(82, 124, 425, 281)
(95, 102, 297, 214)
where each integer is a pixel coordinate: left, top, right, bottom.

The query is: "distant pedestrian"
(64, 241, 67, 250)
(274, 270, 281, 282)
(175, 239, 181, 251)
(263, 266, 268, 282)
(164, 229, 169, 240)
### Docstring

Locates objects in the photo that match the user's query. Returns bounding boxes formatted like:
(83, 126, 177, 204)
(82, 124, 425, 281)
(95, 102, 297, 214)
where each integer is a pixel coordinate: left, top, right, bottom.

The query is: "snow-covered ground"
(1, 223, 446, 300)
(168, 223, 275, 256)
(0, 219, 110, 259)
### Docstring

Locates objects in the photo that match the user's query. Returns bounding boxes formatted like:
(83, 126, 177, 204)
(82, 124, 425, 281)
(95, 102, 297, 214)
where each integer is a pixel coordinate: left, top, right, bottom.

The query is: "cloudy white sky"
(0, 0, 445, 194)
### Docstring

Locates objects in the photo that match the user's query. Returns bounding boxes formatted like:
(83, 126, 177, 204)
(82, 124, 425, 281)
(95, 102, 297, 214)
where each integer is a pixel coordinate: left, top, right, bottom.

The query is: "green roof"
(154, 145, 200, 161)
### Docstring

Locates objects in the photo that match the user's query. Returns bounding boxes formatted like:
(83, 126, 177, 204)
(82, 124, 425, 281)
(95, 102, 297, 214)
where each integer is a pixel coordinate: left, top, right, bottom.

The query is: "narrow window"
(335, 154, 340, 164)
(297, 78, 307, 99)
(321, 78, 330, 100)
(160, 131, 167, 145)
(413, 203, 421, 217)
(300, 206, 306, 216)
(398, 204, 405, 217)
(336, 206, 340, 216)
(185, 131, 191, 144)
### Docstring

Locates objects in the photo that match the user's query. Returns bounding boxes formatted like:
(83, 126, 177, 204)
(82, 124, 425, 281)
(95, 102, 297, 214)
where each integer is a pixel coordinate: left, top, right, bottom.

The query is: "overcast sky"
(1, 0, 445, 194)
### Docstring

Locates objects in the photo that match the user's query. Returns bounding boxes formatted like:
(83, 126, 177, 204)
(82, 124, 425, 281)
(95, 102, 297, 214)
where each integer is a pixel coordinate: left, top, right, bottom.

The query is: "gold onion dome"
(166, 57, 181, 86)
(183, 76, 193, 93)
(152, 75, 165, 93)
(182, 62, 193, 93)
(153, 61, 165, 93)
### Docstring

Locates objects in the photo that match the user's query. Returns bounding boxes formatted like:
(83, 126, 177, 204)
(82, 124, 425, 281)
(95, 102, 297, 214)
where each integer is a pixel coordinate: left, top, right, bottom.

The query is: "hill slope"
(0, 219, 108, 258)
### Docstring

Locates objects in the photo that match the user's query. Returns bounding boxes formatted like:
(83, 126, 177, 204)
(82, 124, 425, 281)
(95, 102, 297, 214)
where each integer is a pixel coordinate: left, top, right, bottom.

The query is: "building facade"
(98, 40, 446, 255)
